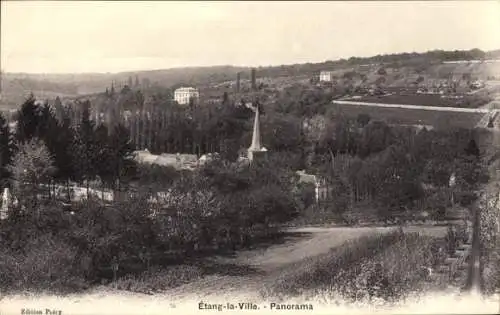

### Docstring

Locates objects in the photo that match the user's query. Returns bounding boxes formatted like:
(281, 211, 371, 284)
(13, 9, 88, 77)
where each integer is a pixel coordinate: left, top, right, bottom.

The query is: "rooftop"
(133, 150, 199, 170)
(174, 87, 198, 92)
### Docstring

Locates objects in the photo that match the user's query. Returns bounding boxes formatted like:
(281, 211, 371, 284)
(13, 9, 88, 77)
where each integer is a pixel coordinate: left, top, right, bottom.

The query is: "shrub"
(478, 190, 500, 293)
(261, 231, 402, 299)
(70, 197, 160, 280)
(445, 225, 459, 254)
(0, 201, 75, 251)
(112, 265, 203, 294)
(482, 249, 500, 294)
(0, 234, 88, 294)
(291, 204, 342, 226)
(262, 231, 446, 303)
(345, 233, 446, 302)
(377, 68, 387, 76)
(295, 182, 316, 211)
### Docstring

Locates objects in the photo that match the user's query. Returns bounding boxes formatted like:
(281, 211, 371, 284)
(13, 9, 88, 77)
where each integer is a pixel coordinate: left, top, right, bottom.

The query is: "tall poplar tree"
(0, 113, 13, 186)
(72, 101, 98, 197)
(15, 95, 40, 144)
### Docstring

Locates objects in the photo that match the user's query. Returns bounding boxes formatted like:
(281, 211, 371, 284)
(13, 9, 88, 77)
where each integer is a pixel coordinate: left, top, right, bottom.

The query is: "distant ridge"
(1, 48, 499, 109)
(4, 48, 500, 77)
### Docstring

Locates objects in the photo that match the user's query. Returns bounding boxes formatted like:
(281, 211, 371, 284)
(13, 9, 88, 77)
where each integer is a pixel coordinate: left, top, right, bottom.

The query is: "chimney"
(251, 68, 256, 91)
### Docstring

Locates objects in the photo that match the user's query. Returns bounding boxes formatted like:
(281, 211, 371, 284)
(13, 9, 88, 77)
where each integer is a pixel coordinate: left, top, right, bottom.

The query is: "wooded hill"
(2, 48, 499, 109)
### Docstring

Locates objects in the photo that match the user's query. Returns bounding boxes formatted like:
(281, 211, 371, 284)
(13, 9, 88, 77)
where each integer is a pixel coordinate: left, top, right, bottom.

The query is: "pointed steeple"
(248, 104, 266, 162)
(250, 105, 262, 151)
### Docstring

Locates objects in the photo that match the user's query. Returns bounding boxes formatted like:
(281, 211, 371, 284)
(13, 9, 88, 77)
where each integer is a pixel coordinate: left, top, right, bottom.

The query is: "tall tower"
(247, 104, 267, 162)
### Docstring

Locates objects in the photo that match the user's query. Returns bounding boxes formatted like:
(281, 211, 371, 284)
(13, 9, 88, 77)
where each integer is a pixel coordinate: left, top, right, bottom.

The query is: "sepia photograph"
(0, 1, 500, 314)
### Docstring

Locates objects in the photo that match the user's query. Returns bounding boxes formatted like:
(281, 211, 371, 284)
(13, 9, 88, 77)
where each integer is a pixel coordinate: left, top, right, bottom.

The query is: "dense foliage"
(0, 96, 302, 292)
(262, 231, 447, 303)
(0, 157, 300, 293)
(2, 96, 137, 195)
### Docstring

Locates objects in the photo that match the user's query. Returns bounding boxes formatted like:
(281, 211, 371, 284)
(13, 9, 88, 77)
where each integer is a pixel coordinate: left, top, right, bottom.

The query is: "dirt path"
(161, 227, 392, 301)
(160, 226, 449, 302)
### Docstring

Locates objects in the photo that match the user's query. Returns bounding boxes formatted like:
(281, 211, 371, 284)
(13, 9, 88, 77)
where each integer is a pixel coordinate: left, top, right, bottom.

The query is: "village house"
(296, 170, 331, 204)
(133, 149, 199, 170)
(319, 71, 335, 82)
(174, 87, 200, 105)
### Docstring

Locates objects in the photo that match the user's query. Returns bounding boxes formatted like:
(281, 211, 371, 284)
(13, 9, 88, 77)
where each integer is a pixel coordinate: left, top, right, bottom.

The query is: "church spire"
(248, 104, 266, 162)
(250, 105, 262, 151)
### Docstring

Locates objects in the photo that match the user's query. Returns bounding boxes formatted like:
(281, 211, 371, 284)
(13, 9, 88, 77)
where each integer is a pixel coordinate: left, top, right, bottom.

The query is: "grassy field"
(347, 93, 473, 108)
(333, 103, 484, 129)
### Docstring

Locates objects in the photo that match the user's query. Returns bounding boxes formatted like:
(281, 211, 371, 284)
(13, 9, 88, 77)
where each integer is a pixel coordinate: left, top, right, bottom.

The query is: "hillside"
(1, 48, 500, 110)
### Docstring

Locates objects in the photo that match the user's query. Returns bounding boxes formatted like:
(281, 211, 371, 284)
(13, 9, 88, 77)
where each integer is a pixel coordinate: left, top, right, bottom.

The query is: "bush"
(113, 265, 203, 294)
(445, 225, 459, 254)
(478, 190, 500, 293)
(69, 197, 161, 280)
(291, 205, 342, 226)
(261, 231, 402, 299)
(295, 182, 316, 211)
(482, 250, 500, 294)
(0, 234, 88, 294)
(340, 233, 446, 302)
(191, 159, 299, 249)
(0, 201, 74, 251)
(262, 231, 446, 303)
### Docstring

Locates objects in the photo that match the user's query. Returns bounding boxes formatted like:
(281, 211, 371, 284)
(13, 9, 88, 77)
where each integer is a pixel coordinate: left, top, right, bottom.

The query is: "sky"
(1, 1, 499, 74)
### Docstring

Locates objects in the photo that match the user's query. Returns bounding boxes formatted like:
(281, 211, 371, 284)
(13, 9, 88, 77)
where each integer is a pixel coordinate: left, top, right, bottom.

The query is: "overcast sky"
(1, 1, 499, 74)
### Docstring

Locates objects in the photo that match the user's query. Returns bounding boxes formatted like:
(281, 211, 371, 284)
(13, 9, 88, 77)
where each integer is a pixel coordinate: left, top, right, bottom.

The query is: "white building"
(296, 170, 331, 203)
(133, 149, 199, 170)
(174, 87, 199, 105)
(319, 71, 335, 82)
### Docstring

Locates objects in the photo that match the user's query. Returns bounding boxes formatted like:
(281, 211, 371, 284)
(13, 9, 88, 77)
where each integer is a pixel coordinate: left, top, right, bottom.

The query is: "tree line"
(0, 96, 136, 202)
